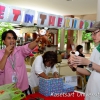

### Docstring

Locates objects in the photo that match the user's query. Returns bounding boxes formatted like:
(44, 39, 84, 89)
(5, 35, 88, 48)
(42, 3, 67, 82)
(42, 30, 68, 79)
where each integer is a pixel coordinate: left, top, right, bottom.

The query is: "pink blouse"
(0, 44, 32, 91)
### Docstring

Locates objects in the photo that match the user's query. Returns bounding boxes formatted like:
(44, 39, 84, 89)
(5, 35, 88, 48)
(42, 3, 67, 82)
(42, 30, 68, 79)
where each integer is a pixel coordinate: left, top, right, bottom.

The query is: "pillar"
(97, 0, 100, 21)
(60, 29, 65, 50)
(66, 15, 74, 54)
(77, 30, 82, 45)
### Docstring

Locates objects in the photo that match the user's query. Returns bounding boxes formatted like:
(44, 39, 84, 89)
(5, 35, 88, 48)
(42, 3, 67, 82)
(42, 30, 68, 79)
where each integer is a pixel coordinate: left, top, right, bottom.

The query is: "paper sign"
(65, 76, 77, 86)
(0, 3, 9, 22)
(22, 9, 35, 26)
(8, 6, 23, 24)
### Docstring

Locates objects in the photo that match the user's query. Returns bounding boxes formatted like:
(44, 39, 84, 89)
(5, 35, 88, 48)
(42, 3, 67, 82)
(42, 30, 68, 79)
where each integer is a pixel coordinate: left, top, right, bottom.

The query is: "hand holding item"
(68, 51, 79, 71)
(35, 29, 51, 46)
(35, 34, 51, 53)
(68, 57, 77, 71)
(73, 56, 88, 66)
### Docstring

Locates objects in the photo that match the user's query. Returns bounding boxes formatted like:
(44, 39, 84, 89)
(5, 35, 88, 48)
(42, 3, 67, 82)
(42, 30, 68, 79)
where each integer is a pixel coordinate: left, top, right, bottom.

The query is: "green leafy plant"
(64, 30, 67, 44)
(58, 29, 77, 44)
(58, 29, 68, 44)
(0, 22, 14, 48)
(82, 31, 92, 41)
(82, 31, 94, 52)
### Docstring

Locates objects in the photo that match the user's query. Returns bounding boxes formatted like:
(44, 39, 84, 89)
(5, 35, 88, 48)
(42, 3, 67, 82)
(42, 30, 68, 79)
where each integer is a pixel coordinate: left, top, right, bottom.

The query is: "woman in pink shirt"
(0, 30, 47, 94)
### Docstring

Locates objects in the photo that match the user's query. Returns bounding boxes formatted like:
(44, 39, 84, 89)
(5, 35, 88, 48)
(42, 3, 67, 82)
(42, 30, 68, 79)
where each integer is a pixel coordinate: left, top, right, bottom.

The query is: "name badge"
(12, 72, 17, 83)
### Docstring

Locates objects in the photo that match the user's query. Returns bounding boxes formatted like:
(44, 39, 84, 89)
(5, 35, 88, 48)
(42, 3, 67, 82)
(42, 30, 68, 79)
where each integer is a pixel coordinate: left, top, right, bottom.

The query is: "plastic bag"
(0, 83, 25, 100)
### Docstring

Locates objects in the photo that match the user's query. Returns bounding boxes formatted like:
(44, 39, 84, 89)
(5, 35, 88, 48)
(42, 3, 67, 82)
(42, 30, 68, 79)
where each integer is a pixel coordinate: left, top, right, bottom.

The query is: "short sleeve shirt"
(28, 55, 58, 88)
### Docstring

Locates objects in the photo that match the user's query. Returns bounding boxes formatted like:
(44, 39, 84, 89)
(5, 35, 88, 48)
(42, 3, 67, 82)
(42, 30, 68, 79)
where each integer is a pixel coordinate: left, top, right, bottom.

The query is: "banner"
(37, 12, 65, 28)
(0, 2, 95, 30)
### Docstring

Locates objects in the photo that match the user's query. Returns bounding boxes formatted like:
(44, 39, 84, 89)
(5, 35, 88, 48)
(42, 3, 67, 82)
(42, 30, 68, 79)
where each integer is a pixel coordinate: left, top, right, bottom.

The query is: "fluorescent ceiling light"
(66, 0, 73, 1)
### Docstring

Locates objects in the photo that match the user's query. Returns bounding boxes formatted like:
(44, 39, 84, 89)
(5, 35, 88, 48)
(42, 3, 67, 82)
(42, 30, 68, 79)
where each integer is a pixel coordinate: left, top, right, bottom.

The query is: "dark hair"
(42, 51, 57, 68)
(76, 45, 83, 51)
(2, 30, 17, 40)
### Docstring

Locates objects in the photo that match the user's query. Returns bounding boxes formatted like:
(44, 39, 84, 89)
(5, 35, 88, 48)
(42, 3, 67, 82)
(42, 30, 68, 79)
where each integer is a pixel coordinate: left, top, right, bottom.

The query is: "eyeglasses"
(91, 29, 100, 36)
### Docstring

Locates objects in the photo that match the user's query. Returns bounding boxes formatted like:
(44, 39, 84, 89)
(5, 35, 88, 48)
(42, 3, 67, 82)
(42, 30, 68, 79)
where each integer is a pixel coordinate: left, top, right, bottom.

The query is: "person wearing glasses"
(68, 21, 100, 100)
(28, 51, 59, 91)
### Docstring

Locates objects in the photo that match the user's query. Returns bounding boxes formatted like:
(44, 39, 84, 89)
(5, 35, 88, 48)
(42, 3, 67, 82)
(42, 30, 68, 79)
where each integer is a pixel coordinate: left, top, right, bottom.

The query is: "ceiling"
(0, 0, 97, 16)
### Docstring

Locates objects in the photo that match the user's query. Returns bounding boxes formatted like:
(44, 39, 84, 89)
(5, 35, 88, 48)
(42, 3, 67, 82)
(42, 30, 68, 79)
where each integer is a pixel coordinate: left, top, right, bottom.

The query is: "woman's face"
(45, 61, 54, 67)
(3, 33, 16, 47)
(79, 48, 83, 53)
(91, 29, 100, 43)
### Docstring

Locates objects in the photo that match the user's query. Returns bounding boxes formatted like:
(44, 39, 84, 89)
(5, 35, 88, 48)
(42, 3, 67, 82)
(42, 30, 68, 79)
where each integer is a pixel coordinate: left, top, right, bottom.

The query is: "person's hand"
(69, 55, 88, 66)
(38, 72, 50, 79)
(35, 35, 48, 44)
(4, 45, 14, 57)
(68, 58, 77, 71)
(68, 54, 76, 65)
(53, 72, 59, 78)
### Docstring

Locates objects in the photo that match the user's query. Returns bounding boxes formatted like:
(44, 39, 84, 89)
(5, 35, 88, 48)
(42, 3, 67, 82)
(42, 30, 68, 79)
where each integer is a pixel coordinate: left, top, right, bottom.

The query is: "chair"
(57, 54, 62, 75)
(76, 75, 87, 92)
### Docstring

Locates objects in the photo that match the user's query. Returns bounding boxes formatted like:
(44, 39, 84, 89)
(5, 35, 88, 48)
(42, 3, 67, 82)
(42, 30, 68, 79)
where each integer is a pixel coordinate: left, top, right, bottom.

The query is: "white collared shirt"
(28, 55, 58, 88)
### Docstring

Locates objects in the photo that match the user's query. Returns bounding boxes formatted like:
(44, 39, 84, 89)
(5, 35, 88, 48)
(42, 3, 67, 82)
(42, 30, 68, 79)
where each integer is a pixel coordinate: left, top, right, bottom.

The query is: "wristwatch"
(88, 62, 93, 70)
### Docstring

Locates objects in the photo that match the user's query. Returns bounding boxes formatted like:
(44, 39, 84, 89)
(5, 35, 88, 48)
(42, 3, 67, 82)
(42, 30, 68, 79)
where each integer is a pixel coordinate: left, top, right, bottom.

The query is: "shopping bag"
(0, 83, 25, 100)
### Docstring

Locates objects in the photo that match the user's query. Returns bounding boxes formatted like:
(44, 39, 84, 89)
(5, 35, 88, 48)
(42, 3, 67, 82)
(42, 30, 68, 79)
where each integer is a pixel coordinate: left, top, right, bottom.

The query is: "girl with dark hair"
(28, 51, 59, 90)
(76, 45, 85, 68)
(76, 45, 85, 89)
